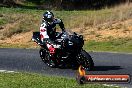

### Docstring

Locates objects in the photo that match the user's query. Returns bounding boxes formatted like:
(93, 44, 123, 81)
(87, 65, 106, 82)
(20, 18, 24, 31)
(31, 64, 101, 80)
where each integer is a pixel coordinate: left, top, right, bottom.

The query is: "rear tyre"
(39, 48, 57, 68)
(77, 50, 94, 71)
(39, 48, 46, 63)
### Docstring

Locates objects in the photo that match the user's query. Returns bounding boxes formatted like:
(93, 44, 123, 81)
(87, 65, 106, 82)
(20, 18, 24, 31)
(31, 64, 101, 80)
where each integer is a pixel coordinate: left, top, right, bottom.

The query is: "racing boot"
(48, 59, 56, 68)
(58, 59, 68, 68)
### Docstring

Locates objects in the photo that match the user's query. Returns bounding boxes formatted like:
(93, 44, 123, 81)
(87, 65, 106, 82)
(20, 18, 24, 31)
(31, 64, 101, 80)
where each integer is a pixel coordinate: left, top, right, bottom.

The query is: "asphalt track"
(0, 48, 132, 87)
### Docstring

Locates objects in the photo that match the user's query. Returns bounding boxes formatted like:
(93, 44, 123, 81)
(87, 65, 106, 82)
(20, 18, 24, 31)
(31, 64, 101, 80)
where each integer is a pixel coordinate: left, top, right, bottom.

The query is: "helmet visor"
(45, 14, 53, 22)
(46, 18, 53, 22)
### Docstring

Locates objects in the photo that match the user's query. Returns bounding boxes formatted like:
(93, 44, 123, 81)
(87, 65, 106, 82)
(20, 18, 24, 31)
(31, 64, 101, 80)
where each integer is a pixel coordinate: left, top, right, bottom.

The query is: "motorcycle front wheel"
(77, 50, 94, 71)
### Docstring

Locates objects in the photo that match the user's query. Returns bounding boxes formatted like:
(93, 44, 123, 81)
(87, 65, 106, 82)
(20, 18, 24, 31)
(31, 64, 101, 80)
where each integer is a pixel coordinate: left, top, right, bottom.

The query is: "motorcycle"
(32, 31, 94, 70)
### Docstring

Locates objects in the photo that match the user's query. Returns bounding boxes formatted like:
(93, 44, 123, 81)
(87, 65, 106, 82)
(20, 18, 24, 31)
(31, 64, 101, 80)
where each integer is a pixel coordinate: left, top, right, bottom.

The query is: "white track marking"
(0, 70, 6, 72)
(103, 84, 119, 87)
(0, 70, 17, 73)
(5, 71, 15, 73)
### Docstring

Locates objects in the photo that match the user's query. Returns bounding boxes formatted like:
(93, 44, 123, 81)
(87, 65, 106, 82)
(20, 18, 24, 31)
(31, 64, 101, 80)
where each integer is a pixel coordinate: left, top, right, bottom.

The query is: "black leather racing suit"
(40, 18, 65, 53)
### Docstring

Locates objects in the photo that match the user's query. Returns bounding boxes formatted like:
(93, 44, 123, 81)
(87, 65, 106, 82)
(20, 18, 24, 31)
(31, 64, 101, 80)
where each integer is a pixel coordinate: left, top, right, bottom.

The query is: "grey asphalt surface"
(0, 48, 132, 87)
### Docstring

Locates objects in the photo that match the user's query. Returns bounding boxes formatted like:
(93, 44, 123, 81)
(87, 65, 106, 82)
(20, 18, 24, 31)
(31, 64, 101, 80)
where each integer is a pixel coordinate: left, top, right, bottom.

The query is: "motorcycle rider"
(40, 11, 65, 67)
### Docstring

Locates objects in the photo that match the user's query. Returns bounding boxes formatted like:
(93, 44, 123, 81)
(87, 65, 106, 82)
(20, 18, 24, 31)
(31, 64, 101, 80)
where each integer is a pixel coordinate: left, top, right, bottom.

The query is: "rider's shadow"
(93, 66, 123, 71)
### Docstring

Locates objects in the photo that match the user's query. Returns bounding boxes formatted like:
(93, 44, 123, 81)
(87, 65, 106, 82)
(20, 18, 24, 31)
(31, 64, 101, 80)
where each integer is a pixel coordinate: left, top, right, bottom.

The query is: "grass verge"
(84, 38, 132, 53)
(0, 72, 118, 88)
(0, 3, 132, 38)
(0, 42, 39, 49)
(0, 4, 131, 53)
(0, 38, 132, 53)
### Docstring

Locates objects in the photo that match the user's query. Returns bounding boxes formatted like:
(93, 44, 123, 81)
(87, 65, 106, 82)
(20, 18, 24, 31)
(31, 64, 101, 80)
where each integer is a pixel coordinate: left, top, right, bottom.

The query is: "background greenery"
(0, 0, 131, 10)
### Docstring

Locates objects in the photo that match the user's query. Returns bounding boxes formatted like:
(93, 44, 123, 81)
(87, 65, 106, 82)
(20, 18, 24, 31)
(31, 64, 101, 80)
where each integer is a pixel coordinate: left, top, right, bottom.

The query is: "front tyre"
(77, 50, 94, 71)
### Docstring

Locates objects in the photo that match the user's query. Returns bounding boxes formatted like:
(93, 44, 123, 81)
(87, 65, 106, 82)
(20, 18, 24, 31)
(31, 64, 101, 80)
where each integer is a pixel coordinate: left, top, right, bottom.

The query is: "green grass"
(84, 38, 132, 53)
(0, 18, 7, 25)
(0, 42, 40, 49)
(0, 7, 42, 38)
(0, 4, 132, 53)
(0, 4, 132, 37)
(0, 72, 118, 88)
(0, 38, 132, 53)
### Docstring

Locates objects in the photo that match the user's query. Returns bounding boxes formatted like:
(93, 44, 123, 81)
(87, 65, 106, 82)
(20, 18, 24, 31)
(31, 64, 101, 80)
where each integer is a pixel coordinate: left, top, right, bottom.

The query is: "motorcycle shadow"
(57, 64, 78, 70)
(92, 66, 123, 71)
(55, 65, 123, 71)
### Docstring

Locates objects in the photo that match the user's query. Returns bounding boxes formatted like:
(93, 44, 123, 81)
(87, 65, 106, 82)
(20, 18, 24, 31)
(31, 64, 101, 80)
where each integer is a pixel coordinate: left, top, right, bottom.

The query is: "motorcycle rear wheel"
(39, 48, 46, 63)
(40, 49, 57, 68)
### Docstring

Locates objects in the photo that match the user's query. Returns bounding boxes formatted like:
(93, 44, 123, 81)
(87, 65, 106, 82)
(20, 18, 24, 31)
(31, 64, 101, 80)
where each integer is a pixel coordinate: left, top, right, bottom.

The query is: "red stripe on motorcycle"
(40, 28, 46, 32)
(49, 45, 55, 54)
(40, 34, 44, 39)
